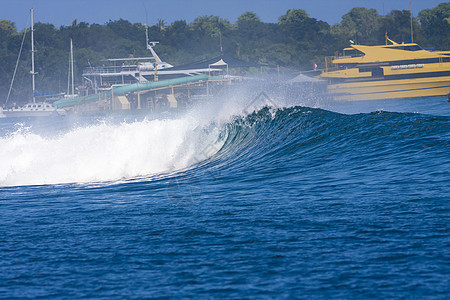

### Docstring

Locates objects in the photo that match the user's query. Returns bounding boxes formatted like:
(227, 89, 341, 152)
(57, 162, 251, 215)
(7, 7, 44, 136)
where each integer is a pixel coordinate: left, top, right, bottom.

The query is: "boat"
(318, 36, 450, 101)
(3, 8, 66, 117)
(2, 102, 63, 117)
(74, 26, 238, 111)
(81, 26, 224, 93)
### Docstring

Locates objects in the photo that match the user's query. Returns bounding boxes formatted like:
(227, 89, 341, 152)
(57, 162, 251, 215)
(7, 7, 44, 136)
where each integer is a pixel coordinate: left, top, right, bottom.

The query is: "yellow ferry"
(318, 37, 450, 101)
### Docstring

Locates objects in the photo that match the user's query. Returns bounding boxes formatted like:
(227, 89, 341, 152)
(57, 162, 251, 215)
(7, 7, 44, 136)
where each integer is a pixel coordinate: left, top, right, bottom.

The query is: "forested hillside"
(1, 3, 449, 104)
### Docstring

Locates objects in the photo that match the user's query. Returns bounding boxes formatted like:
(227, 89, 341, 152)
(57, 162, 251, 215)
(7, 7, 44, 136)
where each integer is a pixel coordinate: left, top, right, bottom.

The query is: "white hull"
(2, 110, 65, 118)
(3, 10, 66, 119)
(2, 102, 66, 118)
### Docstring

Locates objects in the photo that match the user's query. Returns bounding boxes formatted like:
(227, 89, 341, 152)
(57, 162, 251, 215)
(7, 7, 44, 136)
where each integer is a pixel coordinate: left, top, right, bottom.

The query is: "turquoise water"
(0, 91, 449, 298)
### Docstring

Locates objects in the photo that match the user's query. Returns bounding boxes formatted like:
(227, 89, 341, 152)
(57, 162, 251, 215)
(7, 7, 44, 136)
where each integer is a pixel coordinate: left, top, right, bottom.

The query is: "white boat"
(81, 26, 227, 93)
(3, 8, 66, 117)
(2, 103, 65, 117)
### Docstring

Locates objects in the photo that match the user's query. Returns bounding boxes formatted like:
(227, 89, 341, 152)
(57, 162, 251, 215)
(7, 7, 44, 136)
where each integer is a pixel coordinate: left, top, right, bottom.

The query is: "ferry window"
(359, 67, 371, 73)
(343, 49, 364, 57)
(359, 67, 384, 77)
(372, 68, 384, 77)
(340, 63, 357, 70)
(386, 45, 423, 51)
(409, 45, 422, 51)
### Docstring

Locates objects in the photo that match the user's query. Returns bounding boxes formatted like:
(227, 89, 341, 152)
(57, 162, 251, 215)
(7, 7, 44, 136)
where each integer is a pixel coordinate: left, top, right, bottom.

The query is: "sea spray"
(0, 92, 449, 299)
(0, 117, 225, 187)
(2, 79, 448, 187)
(0, 81, 287, 187)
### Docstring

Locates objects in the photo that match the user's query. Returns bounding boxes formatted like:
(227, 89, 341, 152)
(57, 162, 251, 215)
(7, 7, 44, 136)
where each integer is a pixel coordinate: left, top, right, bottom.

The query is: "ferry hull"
(328, 77, 450, 101)
(319, 40, 450, 101)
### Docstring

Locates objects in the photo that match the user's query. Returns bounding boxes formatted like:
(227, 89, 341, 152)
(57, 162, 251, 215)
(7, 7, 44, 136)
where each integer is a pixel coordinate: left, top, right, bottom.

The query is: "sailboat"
(2, 9, 66, 117)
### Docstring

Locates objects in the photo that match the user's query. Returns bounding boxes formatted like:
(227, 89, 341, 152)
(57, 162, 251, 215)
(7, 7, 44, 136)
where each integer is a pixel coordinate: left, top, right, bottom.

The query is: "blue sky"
(0, 0, 445, 30)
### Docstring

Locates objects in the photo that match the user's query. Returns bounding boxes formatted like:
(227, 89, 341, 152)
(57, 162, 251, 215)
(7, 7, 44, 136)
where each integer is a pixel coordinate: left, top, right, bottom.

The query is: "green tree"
(380, 10, 422, 44)
(0, 20, 17, 38)
(237, 12, 264, 40)
(0, 20, 18, 51)
(34, 23, 59, 48)
(2, 3, 450, 105)
(339, 7, 382, 44)
(279, 9, 331, 44)
(418, 3, 450, 49)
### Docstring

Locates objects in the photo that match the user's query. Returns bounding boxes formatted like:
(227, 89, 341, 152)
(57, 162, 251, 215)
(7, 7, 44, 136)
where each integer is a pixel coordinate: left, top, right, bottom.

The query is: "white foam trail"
(0, 117, 224, 187)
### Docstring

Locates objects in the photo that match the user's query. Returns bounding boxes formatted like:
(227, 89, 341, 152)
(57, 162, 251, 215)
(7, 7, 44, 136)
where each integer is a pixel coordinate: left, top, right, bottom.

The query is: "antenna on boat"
(67, 39, 75, 96)
(145, 26, 162, 63)
(219, 31, 223, 54)
(145, 25, 149, 50)
(30, 8, 37, 103)
(410, 1, 414, 43)
(71, 39, 75, 96)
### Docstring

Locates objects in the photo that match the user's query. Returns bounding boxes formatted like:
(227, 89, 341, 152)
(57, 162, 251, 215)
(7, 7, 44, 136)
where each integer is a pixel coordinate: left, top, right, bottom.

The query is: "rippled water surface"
(1, 92, 449, 298)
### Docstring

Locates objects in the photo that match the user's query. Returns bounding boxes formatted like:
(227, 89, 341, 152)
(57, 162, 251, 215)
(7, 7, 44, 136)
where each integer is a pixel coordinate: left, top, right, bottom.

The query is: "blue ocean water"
(0, 90, 449, 298)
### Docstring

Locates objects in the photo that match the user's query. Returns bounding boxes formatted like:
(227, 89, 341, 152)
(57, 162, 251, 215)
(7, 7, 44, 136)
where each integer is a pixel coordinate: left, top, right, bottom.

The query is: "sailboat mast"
(67, 50, 70, 95)
(30, 8, 36, 103)
(70, 39, 74, 96)
(410, 1, 414, 43)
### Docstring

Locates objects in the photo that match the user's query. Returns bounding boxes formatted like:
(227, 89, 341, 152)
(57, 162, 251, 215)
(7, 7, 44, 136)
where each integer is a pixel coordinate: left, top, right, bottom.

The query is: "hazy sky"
(0, 0, 445, 30)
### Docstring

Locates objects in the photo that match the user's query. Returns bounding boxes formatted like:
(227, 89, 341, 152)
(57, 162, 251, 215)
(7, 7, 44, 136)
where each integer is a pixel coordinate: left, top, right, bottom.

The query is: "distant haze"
(0, 0, 445, 29)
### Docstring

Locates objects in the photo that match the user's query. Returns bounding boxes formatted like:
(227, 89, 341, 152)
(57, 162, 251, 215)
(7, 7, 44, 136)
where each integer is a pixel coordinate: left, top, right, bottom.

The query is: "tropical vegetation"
(1, 3, 449, 104)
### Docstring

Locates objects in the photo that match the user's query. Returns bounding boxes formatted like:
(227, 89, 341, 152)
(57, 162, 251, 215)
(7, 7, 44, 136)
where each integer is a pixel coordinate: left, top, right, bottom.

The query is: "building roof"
(167, 55, 260, 71)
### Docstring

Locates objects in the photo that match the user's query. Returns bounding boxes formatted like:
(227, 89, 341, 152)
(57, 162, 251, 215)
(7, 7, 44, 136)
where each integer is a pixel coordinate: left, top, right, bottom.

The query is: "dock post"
(137, 92, 141, 109)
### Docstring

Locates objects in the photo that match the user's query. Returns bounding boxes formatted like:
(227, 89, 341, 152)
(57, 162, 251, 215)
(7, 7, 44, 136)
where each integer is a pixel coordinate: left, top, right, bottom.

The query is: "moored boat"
(2, 102, 65, 118)
(3, 9, 66, 117)
(318, 37, 450, 101)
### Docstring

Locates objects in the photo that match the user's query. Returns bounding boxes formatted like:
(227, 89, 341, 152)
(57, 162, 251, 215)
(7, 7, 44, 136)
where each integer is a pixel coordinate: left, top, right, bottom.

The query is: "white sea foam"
(0, 80, 312, 187)
(0, 116, 224, 187)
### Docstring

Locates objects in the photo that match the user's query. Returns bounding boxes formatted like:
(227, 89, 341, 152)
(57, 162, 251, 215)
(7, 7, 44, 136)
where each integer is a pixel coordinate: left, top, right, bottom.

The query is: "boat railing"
(83, 66, 139, 75)
(324, 56, 339, 72)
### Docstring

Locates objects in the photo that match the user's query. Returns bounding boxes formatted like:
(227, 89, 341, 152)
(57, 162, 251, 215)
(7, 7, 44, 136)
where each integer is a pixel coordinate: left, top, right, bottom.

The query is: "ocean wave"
(0, 117, 225, 187)
(0, 91, 449, 188)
